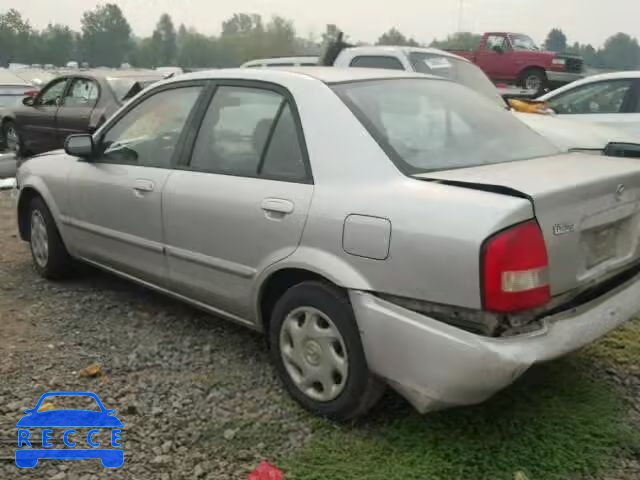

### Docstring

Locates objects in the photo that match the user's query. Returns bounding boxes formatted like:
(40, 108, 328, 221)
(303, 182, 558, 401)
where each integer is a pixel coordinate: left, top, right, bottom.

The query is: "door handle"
(261, 198, 294, 215)
(133, 179, 154, 193)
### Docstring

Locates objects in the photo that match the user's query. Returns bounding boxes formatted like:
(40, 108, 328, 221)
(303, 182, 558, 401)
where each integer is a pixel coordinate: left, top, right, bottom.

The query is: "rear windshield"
(408, 53, 505, 108)
(333, 79, 559, 174)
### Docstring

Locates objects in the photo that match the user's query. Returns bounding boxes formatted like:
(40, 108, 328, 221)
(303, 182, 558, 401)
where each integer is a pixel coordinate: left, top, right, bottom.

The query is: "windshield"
(409, 52, 505, 108)
(510, 34, 539, 51)
(333, 79, 559, 174)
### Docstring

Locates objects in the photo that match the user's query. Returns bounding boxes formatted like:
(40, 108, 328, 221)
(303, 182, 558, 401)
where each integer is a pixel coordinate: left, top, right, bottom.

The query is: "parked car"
(536, 71, 640, 135)
(16, 67, 640, 420)
(2, 70, 164, 157)
(241, 56, 319, 68)
(0, 70, 39, 108)
(0, 70, 39, 153)
(448, 32, 584, 94)
(316, 41, 640, 152)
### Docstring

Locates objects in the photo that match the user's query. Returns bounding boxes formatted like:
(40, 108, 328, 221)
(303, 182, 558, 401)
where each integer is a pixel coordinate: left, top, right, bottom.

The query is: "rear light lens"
(24, 90, 39, 98)
(482, 220, 550, 312)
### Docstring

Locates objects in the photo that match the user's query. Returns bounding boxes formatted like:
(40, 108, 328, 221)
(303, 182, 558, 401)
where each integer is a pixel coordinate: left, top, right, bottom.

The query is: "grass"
(585, 317, 640, 368)
(282, 354, 639, 480)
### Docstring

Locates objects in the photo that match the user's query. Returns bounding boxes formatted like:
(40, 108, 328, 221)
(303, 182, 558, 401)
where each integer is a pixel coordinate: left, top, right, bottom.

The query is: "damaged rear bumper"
(349, 273, 640, 413)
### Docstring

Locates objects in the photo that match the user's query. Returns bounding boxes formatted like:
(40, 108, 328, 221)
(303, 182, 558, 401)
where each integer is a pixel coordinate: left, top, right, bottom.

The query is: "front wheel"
(28, 197, 73, 279)
(269, 281, 385, 421)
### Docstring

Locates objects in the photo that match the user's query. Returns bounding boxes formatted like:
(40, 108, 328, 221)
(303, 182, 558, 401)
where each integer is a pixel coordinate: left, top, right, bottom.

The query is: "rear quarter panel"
(256, 76, 534, 310)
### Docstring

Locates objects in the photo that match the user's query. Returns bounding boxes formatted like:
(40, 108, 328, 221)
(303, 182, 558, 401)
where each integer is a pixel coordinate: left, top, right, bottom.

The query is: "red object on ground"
(248, 461, 284, 480)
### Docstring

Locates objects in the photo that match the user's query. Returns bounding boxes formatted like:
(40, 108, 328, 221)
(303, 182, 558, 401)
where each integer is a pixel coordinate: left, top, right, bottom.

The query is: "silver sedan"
(15, 67, 640, 420)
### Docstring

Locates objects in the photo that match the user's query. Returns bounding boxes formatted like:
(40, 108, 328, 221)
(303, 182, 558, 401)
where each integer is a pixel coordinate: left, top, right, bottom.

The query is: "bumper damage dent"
(350, 274, 640, 413)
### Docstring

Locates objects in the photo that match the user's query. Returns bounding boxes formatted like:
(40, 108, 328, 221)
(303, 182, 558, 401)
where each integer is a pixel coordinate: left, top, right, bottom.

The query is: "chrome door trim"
(61, 215, 164, 253)
(165, 245, 256, 278)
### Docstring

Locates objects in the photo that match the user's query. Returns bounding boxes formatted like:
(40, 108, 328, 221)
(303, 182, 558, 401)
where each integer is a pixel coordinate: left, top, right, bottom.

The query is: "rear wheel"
(28, 197, 73, 279)
(2, 120, 22, 156)
(269, 281, 385, 421)
(518, 69, 547, 95)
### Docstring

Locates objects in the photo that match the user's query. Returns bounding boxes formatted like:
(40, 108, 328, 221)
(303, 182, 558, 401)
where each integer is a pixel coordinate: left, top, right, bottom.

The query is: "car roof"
(342, 45, 470, 63)
(173, 66, 438, 85)
(538, 70, 640, 100)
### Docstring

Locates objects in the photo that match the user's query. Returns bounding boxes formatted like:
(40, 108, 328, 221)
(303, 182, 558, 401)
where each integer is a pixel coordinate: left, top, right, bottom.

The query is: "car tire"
(269, 281, 385, 421)
(28, 196, 73, 279)
(2, 120, 23, 157)
(518, 68, 547, 95)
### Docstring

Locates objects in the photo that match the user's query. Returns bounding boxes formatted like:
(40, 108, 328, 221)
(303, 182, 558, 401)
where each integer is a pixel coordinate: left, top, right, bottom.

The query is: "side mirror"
(492, 45, 504, 54)
(22, 96, 35, 106)
(65, 134, 95, 158)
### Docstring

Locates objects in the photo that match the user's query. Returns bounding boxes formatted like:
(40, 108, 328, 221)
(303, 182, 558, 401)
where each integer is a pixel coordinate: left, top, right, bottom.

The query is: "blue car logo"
(15, 391, 123, 468)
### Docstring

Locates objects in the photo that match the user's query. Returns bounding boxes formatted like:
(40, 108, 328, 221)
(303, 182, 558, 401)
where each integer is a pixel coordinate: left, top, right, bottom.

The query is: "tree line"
(1, 4, 639, 70)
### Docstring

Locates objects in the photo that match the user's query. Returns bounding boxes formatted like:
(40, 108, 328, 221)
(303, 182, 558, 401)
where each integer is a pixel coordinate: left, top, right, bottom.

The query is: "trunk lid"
(416, 153, 640, 295)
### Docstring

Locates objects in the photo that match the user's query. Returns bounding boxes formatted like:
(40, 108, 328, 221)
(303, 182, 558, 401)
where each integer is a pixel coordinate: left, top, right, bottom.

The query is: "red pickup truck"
(449, 32, 584, 94)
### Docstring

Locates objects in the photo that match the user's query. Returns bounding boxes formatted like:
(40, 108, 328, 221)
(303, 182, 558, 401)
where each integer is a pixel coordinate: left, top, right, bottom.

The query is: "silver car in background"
(15, 68, 640, 419)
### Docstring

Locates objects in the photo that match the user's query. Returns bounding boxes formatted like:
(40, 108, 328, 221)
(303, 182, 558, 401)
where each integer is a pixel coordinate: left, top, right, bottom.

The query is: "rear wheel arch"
(258, 268, 336, 334)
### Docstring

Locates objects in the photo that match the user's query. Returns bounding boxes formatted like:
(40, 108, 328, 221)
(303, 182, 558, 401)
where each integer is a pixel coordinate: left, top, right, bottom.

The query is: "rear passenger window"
(260, 104, 307, 181)
(350, 56, 404, 70)
(190, 87, 282, 176)
(189, 86, 309, 182)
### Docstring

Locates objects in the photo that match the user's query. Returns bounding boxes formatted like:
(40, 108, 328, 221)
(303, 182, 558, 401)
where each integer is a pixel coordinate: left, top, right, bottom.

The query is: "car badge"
(553, 223, 575, 236)
(615, 184, 625, 202)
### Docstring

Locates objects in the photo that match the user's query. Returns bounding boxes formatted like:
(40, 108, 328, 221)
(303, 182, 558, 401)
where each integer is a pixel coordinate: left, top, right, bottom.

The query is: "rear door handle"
(133, 179, 154, 193)
(261, 198, 294, 215)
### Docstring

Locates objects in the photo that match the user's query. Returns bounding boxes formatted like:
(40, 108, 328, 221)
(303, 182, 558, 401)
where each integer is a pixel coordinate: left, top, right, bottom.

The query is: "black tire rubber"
(269, 281, 385, 421)
(518, 68, 547, 95)
(2, 120, 24, 157)
(28, 196, 73, 279)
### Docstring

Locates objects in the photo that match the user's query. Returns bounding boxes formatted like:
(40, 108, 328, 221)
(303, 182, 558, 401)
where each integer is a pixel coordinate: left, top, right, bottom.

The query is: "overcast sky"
(1, 0, 639, 47)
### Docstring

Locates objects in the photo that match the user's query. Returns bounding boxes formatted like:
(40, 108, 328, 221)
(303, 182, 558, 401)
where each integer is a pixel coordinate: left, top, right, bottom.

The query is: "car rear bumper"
(350, 273, 640, 413)
(546, 70, 584, 84)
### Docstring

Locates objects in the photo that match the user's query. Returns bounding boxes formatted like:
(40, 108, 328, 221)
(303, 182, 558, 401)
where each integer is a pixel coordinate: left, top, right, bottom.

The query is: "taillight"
(482, 220, 550, 313)
(24, 90, 39, 98)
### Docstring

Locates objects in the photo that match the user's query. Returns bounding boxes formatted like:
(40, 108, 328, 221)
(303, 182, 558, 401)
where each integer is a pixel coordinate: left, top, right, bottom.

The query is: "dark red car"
(1, 70, 163, 157)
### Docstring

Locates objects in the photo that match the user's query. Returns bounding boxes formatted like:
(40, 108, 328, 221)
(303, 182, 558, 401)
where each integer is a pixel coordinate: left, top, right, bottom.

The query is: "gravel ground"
(1, 189, 639, 480)
(0, 190, 314, 479)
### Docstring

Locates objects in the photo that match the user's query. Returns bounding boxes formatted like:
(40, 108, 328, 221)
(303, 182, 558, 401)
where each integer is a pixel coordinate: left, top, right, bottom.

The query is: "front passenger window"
(100, 86, 202, 168)
(38, 79, 67, 107)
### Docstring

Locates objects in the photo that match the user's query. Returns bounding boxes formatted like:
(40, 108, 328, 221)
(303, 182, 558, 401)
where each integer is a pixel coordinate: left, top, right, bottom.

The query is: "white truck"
(243, 43, 640, 154)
